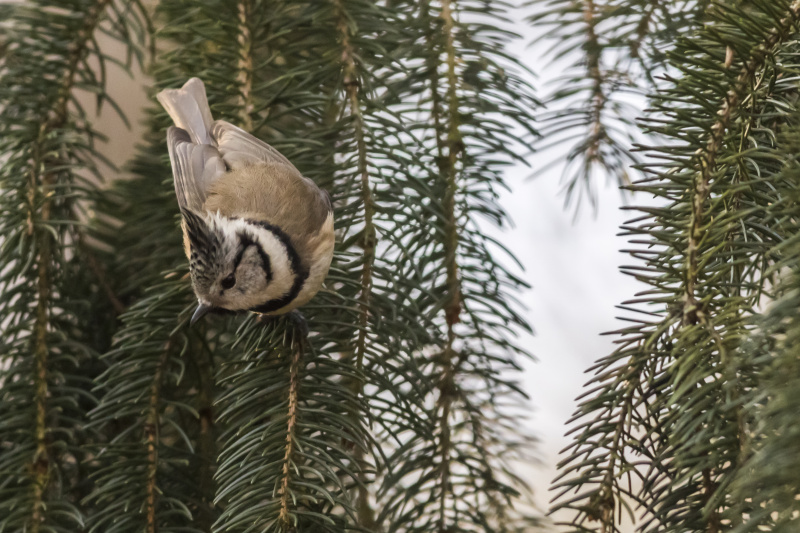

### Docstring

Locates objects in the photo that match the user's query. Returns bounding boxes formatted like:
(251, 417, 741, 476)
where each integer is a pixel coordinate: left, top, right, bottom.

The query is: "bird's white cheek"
(266, 263, 294, 300)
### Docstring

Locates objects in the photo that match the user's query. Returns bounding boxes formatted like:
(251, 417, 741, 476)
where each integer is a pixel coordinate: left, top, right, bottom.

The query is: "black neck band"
(245, 219, 308, 314)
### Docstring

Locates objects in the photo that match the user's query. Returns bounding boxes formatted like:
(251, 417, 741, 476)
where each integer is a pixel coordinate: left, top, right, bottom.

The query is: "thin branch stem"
(333, 0, 376, 526)
(629, 0, 658, 61)
(196, 343, 216, 531)
(436, 0, 463, 530)
(145, 344, 171, 533)
(683, 1, 800, 327)
(236, 0, 253, 131)
(583, 0, 608, 173)
(337, 0, 375, 387)
(279, 334, 302, 529)
(30, 121, 51, 533)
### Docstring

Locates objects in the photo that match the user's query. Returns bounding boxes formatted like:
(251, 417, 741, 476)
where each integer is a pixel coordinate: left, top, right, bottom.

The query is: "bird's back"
(203, 162, 333, 270)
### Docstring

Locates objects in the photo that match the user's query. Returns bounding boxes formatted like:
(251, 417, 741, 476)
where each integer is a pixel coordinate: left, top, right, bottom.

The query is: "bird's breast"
(258, 212, 334, 315)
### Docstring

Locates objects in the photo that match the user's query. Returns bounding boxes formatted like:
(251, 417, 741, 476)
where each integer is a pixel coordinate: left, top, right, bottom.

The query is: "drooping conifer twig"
(552, 2, 800, 531)
(278, 329, 303, 529)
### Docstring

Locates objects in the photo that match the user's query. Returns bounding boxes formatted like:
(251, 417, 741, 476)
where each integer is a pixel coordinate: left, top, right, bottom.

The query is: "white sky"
(501, 168, 642, 530)
(502, 8, 645, 530)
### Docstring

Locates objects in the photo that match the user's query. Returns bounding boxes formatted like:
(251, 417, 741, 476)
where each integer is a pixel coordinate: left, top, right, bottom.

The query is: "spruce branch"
(723, 101, 800, 533)
(29, 1, 112, 522)
(684, 0, 800, 327)
(0, 0, 148, 530)
(195, 343, 217, 530)
(436, 1, 463, 529)
(373, 1, 538, 531)
(278, 331, 303, 530)
(528, 0, 710, 208)
(552, 1, 800, 531)
(87, 276, 212, 533)
(145, 344, 171, 533)
(581, 0, 614, 192)
(729, 220, 800, 533)
(333, 0, 376, 384)
(331, 0, 378, 526)
(235, 0, 254, 132)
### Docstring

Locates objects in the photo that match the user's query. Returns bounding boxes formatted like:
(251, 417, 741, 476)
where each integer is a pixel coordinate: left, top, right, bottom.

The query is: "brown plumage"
(203, 161, 332, 271)
(158, 78, 334, 319)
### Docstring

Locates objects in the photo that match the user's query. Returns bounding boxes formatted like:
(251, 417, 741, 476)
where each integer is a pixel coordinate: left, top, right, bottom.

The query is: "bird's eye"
(221, 274, 236, 290)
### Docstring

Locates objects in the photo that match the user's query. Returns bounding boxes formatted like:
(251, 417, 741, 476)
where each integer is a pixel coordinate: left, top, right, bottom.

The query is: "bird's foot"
(285, 310, 309, 339)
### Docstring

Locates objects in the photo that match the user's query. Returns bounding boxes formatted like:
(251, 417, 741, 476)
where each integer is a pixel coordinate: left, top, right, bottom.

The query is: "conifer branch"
(370, 1, 537, 530)
(629, 0, 657, 61)
(335, 0, 375, 381)
(441, 0, 462, 330)
(27, 2, 112, 529)
(582, 0, 608, 176)
(678, 8, 800, 530)
(528, 0, 703, 207)
(332, 0, 377, 526)
(145, 344, 171, 533)
(30, 121, 53, 533)
(729, 180, 800, 530)
(236, 0, 253, 132)
(278, 334, 302, 530)
(437, 1, 462, 529)
(196, 346, 217, 530)
(553, 2, 800, 531)
(684, 1, 800, 326)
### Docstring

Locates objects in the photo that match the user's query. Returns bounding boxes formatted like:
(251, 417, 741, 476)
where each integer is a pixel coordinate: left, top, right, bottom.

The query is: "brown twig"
(332, 0, 377, 526)
(683, 2, 800, 328)
(435, 0, 463, 530)
(145, 344, 171, 533)
(278, 331, 303, 529)
(236, 0, 254, 132)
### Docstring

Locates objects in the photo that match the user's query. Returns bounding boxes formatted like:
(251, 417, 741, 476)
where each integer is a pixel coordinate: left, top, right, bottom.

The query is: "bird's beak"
(190, 301, 213, 325)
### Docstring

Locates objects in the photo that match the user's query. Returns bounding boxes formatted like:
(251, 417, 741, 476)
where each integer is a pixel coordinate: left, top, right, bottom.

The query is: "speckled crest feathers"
(181, 208, 222, 285)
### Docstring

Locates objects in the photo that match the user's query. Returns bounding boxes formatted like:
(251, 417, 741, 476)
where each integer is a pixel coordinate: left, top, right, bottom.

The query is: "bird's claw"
(286, 310, 309, 339)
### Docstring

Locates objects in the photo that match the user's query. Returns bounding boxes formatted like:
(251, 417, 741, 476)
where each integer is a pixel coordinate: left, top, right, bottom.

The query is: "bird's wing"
(166, 126, 226, 211)
(158, 78, 214, 145)
(210, 120, 295, 170)
(208, 118, 333, 242)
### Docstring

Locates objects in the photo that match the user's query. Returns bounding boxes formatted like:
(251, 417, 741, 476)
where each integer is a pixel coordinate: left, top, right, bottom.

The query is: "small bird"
(157, 78, 334, 325)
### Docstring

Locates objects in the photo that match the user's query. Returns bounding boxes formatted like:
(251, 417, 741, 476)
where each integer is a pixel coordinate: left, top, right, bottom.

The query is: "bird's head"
(180, 209, 299, 323)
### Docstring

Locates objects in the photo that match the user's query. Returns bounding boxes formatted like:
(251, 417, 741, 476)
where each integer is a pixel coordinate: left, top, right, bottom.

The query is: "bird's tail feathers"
(157, 78, 213, 145)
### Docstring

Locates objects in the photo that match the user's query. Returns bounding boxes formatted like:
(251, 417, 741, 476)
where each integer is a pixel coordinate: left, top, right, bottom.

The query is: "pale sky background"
(502, 9, 644, 531)
(87, 6, 648, 531)
(500, 170, 641, 530)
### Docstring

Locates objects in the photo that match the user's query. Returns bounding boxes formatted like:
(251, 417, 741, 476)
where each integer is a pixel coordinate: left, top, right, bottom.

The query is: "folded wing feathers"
(159, 78, 301, 211)
(211, 121, 294, 169)
(157, 77, 213, 145)
(167, 127, 199, 210)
